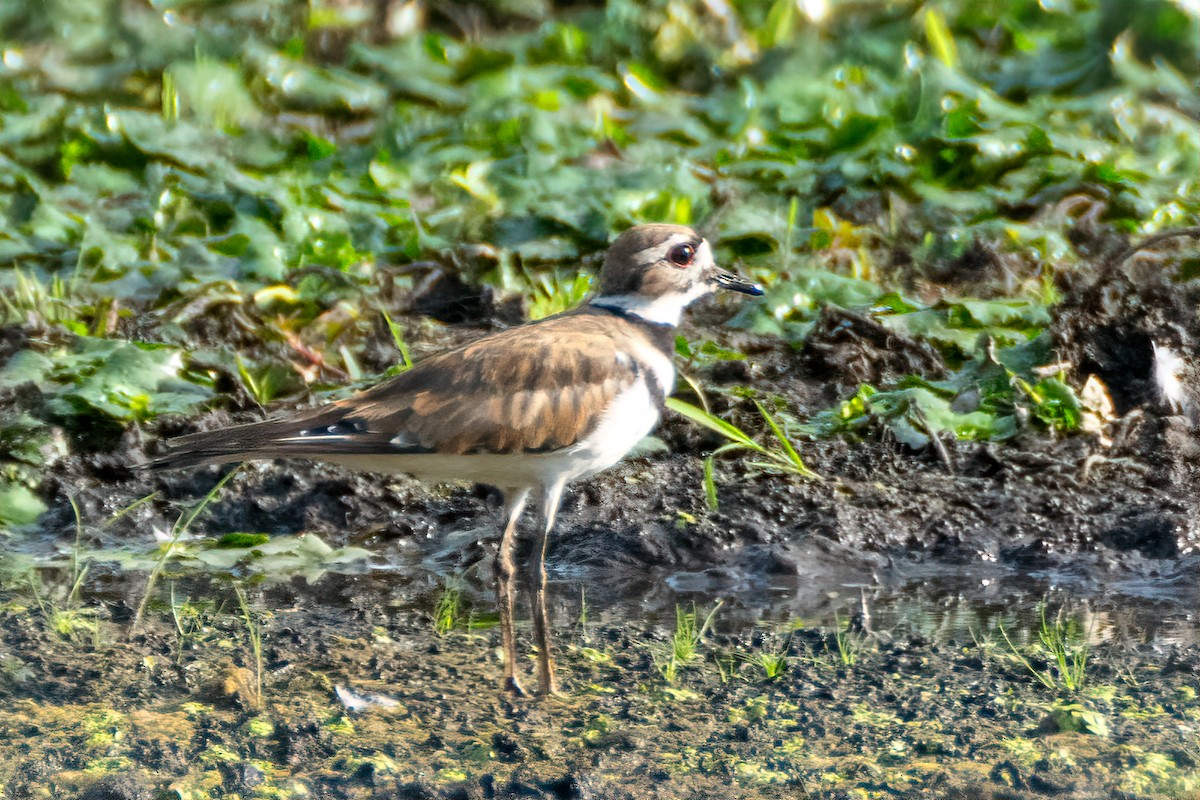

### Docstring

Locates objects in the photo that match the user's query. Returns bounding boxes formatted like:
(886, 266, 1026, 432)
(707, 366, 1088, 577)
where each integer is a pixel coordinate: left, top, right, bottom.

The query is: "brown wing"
(328, 313, 643, 454)
(152, 310, 647, 469)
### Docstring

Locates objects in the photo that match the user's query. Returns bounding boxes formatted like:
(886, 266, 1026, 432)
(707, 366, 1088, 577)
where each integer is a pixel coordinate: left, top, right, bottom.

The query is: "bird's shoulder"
(369, 305, 667, 396)
(320, 305, 671, 454)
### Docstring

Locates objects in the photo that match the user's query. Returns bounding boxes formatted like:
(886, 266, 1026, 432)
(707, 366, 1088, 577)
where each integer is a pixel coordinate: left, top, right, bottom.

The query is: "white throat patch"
(590, 281, 712, 326)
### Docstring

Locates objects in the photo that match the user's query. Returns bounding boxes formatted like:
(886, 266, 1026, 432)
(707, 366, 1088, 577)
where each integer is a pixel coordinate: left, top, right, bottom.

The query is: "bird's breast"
(622, 338, 676, 405)
(561, 373, 663, 482)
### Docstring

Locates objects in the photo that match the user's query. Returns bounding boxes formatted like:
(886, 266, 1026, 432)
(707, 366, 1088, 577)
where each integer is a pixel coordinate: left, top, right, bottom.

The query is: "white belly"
(559, 378, 661, 480)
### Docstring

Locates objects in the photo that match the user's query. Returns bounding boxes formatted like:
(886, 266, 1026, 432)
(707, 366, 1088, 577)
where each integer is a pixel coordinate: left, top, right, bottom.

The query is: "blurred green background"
(1, 0, 1198, 526)
(4, 0, 1197, 293)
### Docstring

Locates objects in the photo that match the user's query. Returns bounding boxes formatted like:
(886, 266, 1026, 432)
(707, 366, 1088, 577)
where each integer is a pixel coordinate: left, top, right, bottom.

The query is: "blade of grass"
(702, 456, 719, 511)
(102, 491, 161, 529)
(784, 195, 799, 271)
(998, 622, 1057, 691)
(381, 309, 413, 371)
(234, 583, 264, 709)
(135, 465, 242, 625)
(235, 354, 263, 405)
(670, 397, 820, 480)
(754, 400, 821, 479)
(676, 372, 711, 414)
(63, 495, 93, 618)
(667, 397, 761, 450)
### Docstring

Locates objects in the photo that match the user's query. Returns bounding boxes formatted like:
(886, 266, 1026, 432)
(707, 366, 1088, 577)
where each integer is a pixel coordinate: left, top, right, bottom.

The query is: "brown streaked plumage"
(158, 307, 674, 464)
(152, 223, 763, 696)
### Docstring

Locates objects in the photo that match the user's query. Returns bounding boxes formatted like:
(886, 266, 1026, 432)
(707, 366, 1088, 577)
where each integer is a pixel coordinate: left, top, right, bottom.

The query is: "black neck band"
(589, 300, 675, 329)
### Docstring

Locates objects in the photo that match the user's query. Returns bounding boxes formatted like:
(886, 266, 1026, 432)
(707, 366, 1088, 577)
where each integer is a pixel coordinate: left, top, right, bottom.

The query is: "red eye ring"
(668, 243, 695, 267)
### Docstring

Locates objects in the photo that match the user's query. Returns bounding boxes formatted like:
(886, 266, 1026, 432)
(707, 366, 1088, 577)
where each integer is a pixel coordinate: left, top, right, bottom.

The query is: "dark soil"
(0, 577, 1197, 799)
(2, 262, 1200, 798)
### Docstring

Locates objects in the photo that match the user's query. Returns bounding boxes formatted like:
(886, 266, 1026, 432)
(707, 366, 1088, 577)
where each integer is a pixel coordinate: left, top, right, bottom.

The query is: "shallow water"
(11, 519, 1199, 650)
(569, 560, 1200, 648)
(367, 519, 1200, 648)
(4, 517, 1200, 800)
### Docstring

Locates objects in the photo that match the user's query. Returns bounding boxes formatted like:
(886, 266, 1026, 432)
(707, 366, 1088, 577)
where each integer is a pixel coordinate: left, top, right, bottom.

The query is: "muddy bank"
(3, 250, 1200, 798)
(26, 328, 1200, 622)
(1, 582, 1199, 800)
(12, 243, 1193, 608)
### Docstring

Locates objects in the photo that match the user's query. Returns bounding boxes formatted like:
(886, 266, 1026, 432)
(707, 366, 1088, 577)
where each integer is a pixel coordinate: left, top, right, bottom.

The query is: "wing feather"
(150, 309, 656, 469)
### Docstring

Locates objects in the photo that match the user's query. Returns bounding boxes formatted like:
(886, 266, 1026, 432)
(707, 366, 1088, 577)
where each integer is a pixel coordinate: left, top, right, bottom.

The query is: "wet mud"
(3, 258, 1200, 798)
(1, 584, 1198, 799)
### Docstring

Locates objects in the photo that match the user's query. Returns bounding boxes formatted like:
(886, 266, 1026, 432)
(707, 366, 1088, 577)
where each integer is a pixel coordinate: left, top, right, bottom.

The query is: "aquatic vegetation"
(1117, 746, 1200, 796)
(168, 587, 219, 661)
(0, 607, 1194, 798)
(830, 613, 869, 669)
(713, 649, 743, 684)
(432, 578, 465, 636)
(780, 615, 873, 673)
(175, 531, 372, 580)
(670, 602, 711, 664)
(999, 603, 1090, 694)
(655, 601, 720, 684)
(233, 584, 266, 711)
(14, 499, 97, 642)
(1042, 699, 1111, 738)
(751, 642, 790, 682)
(27, 570, 97, 643)
(135, 466, 241, 623)
(575, 587, 590, 635)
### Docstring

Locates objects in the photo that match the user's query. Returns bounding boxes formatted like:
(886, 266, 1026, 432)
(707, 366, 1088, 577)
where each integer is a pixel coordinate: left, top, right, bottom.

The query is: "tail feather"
(147, 411, 427, 471)
(146, 410, 327, 470)
(146, 446, 259, 471)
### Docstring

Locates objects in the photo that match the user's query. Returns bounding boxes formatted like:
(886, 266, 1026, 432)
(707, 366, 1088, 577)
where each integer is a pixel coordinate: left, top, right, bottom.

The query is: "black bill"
(712, 269, 764, 296)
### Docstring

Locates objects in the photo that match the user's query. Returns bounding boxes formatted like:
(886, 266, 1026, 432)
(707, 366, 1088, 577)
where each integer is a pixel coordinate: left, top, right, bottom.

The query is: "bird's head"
(592, 224, 763, 326)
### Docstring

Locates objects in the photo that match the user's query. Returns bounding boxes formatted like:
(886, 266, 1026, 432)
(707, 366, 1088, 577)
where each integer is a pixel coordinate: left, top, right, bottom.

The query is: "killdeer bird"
(153, 224, 762, 695)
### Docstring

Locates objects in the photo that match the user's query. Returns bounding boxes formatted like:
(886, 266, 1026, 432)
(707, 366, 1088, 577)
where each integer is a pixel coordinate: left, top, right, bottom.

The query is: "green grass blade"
(666, 398, 762, 451)
(381, 309, 413, 370)
(136, 465, 242, 625)
(234, 354, 260, 403)
(676, 372, 711, 414)
(102, 491, 161, 529)
(703, 456, 718, 511)
(754, 400, 820, 479)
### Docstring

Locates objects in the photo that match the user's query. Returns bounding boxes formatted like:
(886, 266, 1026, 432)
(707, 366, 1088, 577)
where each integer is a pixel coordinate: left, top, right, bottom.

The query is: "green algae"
(1117, 747, 1200, 796)
(1, 556, 1198, 800)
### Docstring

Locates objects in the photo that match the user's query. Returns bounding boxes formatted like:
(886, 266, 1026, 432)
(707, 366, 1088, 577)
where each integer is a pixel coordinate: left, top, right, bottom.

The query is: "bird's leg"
(495, 488, 529, 697)
(531, 481, 565, 696)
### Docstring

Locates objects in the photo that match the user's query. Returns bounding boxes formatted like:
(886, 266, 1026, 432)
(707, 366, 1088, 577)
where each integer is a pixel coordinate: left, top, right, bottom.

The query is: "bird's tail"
(146, 408, 419, 471)
(145, 415, 324, 471)
(147, 425, 272, 471)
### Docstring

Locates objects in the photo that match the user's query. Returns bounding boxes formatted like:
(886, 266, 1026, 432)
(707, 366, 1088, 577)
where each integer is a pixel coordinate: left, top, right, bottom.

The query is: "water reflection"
(546, 559, 1200, 648)
(13, 531, 1200, 649)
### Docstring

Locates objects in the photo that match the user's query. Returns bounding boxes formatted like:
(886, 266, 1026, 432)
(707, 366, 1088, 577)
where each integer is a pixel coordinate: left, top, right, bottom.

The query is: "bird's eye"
(667, 243, 695, 267)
